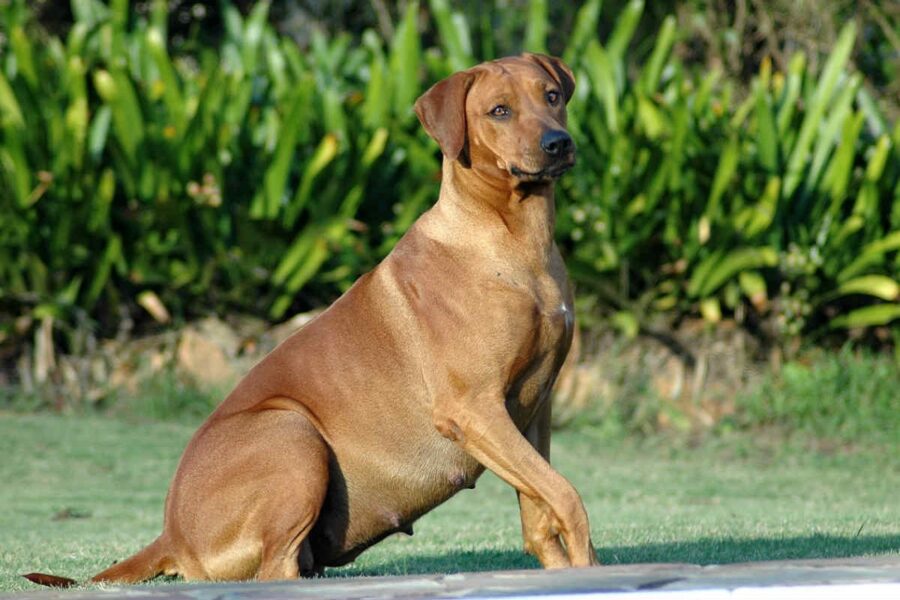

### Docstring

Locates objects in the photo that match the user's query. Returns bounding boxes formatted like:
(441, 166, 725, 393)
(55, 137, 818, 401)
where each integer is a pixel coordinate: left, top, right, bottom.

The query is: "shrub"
(730, 347, 900, 443)
(0, 0, 897, 364)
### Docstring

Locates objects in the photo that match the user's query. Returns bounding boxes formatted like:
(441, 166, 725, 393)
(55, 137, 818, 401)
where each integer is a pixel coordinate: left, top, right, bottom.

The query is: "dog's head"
(414, 53, 576, 186)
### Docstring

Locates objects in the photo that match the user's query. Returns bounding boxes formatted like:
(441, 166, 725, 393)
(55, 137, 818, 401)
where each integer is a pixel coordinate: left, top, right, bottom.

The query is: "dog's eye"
(489, 105, 510, 118)
(546, 90, 560, 105)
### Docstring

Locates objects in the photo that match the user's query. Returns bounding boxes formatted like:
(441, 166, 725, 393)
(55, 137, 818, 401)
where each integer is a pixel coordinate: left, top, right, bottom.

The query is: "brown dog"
(25, 53, 597, 587)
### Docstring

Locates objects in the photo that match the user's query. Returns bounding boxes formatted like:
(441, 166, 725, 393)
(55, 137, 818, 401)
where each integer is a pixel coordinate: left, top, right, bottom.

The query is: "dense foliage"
(1, 0, 898, 361)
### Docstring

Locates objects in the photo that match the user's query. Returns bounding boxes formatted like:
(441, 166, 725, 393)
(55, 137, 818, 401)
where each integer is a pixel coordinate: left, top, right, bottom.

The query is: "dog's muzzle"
(510, 129, 575, 182)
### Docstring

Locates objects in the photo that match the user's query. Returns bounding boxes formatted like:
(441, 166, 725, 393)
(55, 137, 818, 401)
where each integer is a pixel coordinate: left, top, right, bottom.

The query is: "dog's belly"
(306, 321, 569, 568)
(309, 421, 484, 567)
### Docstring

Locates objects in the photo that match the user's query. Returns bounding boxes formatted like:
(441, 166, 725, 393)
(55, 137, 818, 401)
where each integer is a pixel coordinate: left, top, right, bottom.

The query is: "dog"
(25, 53, 598, 587)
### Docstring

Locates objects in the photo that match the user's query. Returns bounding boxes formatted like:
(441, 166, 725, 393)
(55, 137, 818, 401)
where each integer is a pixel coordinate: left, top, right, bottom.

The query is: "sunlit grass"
(2, 413, 898, 592)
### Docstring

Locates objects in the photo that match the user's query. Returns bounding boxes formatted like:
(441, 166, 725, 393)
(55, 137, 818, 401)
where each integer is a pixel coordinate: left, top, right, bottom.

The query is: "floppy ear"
(414, 70, 476, 162)
(526, 53, 576, 103)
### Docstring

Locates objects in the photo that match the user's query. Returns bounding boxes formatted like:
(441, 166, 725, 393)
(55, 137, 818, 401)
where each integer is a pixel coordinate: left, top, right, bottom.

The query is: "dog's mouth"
(509, 158, 575, 182)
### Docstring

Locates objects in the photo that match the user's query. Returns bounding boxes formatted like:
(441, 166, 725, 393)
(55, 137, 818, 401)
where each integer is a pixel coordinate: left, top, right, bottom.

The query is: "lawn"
(1, 413, 898, 593)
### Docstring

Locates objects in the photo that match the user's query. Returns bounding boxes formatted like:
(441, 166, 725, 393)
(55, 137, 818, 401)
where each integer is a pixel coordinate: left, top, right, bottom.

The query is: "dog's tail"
(24, 536, 172, 588)
(21, 573, 77, 588)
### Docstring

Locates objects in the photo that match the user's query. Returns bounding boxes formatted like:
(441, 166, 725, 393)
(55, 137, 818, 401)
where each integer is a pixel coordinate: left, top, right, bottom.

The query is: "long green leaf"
(361, 127, 389, 169)
(524, 0, 548, 54)
(389, 2, 421, 119)
(829, 276, 899, 301)
(689, 247, 778, 298)
(856, 86, 889, 137)
(776, 52, 805, 136)
(736, 176, 780, 238)
(782, 22, 856, 199)
(0, 140, 30, 207)
(754, 83, 778, 172)
(607, 0, 643, 62)
(87, 105, 112, 160)
(146, 26, 186, 132)
(0, 70, 25, 129)
(562, 0, 603, 66)
(583, 41, 618, 133)
(738, 271, 768, 309)
(862, 134, 892, 183)
(830, 304, 900, 329)
(10, 26, 38, 88)
(273, 230, 316, 286)
(804, 73, 860, 196)
(639, 15, 676, 95)
(284, 133, 340, 227)
(270, 232, 331, 319)
(705, 135, 740, 221)
(252, 78, 315, 220)
(837, 231, 900, 282)
(88, 169, 116, 233)
(64, 56, 89, 170)
(93, 68, 145, 165)
(602, 0, 646, 96)
(241, 0, 271, 74)
(85, 235, 122, 308)
(322, 86, 348, 142)
(850, 134, 892, 222)
(362, 31, 390, 129)
(823, 110, 864, 208)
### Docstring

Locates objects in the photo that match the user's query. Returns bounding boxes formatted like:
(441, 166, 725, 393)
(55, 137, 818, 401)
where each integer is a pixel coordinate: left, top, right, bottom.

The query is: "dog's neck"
(428, 158, 557, 259)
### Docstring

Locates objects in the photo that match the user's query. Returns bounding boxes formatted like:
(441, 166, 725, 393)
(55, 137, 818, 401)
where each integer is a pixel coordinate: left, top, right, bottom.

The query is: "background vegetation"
(1, 0, 898, 412)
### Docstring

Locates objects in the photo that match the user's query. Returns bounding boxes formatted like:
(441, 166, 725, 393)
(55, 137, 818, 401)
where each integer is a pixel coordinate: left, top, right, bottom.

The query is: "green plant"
(1, 0, 898, 368)
(555, 1, 900, 344)
(104, 371, 221, 423)
(0, 0, 439, 348)
(730, 347, 900, 443)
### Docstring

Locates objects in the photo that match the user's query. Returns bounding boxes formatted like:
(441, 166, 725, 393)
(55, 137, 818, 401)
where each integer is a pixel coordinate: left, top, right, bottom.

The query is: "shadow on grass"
(600, 533, 900, 566)
(330, 550, 539, 577)
(334, 534, 900, 577)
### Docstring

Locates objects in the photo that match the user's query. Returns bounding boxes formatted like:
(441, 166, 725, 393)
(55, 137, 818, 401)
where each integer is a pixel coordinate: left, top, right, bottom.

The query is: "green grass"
(731, 348, 900, 444)
(1, 413, 898, 592)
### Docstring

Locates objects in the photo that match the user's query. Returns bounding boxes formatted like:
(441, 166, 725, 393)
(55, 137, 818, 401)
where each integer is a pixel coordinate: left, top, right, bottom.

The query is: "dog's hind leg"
(243, 407, 330, 581)
(255, 458, 328, 581)
(166, 402, 330, 581)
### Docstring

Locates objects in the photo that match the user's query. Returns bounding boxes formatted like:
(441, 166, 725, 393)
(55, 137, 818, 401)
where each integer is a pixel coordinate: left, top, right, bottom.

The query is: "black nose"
(540, 129, 573, 156)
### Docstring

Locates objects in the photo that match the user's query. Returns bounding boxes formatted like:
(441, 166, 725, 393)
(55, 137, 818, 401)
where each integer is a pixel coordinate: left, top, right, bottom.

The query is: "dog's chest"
(527, 273, 573, 360)
(505, 271, 573, 422)
(536, 275, 574, 339)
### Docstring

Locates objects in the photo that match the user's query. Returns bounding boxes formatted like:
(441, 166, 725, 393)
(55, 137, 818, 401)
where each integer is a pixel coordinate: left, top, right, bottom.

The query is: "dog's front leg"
(433, 395, 598, 568)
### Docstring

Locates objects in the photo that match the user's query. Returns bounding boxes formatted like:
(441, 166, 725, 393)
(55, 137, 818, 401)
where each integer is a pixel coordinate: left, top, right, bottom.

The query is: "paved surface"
(6, 556, 900, 599)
